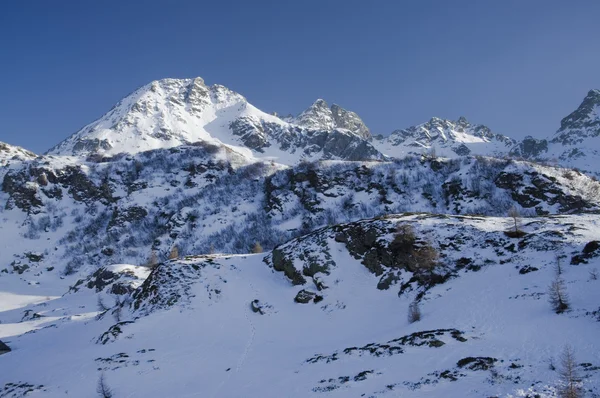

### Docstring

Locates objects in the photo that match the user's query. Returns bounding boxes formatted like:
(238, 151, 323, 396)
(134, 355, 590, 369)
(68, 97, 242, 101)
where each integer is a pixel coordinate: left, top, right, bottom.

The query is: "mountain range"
(0, 78, 599, 398)
(31, 78, 598, 178)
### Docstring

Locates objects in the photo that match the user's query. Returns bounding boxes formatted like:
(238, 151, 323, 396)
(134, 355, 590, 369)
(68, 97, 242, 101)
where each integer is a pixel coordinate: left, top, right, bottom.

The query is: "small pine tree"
(408, 300, 421, 323)
(96, 373, 113, 398)
(555, 255, 565, 276)
(251, 242, 263, 254)
(548, 275, 570, 314)
(168, 246, 179, 260)
(558, 345, 582, 398)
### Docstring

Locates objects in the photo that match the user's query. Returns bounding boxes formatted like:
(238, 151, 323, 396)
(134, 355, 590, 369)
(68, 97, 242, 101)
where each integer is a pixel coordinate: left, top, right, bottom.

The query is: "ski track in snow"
(209, 269, 258, 398)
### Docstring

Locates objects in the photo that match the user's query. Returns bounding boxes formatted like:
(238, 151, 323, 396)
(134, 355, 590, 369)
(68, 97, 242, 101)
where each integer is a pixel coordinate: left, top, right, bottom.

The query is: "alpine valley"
(0, 78, 599, 398)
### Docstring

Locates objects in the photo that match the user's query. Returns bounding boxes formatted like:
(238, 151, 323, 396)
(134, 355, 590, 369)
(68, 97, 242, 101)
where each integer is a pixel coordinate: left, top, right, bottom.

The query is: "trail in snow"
(209, 271, 258, 398)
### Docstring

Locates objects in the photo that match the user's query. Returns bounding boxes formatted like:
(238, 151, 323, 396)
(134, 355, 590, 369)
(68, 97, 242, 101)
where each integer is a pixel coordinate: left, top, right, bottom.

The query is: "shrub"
(408, 300, 421, 323)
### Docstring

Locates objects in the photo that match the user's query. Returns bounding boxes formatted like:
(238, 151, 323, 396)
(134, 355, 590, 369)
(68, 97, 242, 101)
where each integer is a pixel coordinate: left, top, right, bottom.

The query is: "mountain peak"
(555, 88, 600, 138)
(0, 141, 37, 165)
(377, 116, 515, 158)
(293, 100, 371, 140)
(457, 116, 469, 126)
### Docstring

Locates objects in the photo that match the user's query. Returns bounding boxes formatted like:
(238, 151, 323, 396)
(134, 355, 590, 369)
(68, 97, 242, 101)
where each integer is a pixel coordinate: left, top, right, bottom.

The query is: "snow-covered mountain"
(42, 77, 600, 176)
(511, 89, 600, 176)
(373, 116, 517, 158)
(47, 78, 383, 164)
(1, 77, 600, 397)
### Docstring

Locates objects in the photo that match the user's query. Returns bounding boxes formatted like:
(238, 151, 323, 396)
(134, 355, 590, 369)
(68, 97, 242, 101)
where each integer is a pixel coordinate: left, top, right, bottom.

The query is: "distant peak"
(312, 98, 329, 108)
(457, 116, 469, 125)
(585, 89, 600, 103)
(557, 89, 600, 133)
(428, 116, 445, 124)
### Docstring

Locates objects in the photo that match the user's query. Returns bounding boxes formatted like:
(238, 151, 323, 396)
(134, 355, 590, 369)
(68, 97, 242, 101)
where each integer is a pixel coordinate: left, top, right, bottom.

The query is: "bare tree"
(96, 373, 113, 398)
(251, 242, 263, 254)
(507, 205, 522, 235)
(408, 300, 421, 323)
(414, 244, 439, 274)
(548, 275, 570, 314)
(168, 246, 179, 260)
(558, 345, 582, 398)
(209, 244, 216, 255)
(589, 268, 598, 281)
(96, 297, 109, 320)
(145, 251, 158, 269)
(112, 296, 122, 323)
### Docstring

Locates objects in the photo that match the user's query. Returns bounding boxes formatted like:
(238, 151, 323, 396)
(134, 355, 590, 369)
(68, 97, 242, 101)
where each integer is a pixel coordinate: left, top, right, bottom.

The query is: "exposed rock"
(509, 136, 548, 159)
(294, 289, 323, 304)
(330, 104, 371, 140)
(456, 356, 497, 371)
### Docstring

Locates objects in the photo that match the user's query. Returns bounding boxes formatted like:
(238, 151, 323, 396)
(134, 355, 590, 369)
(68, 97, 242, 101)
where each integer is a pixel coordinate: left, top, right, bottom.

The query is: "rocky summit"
(0, 78, 599, 398)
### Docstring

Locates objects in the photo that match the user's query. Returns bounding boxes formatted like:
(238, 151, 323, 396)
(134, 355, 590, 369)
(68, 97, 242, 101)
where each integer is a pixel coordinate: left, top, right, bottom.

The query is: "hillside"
(1, 213, 599, 397)
(1, 77, 600, 397)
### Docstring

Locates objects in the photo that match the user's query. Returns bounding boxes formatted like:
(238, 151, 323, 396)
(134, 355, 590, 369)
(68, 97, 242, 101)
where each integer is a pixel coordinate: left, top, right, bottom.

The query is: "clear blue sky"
(1, 0, 599, 153)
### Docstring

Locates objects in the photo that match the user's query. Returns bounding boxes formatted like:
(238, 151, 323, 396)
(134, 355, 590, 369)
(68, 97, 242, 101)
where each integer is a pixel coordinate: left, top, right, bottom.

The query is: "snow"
(0, 77, 599, 397)
(0, 214, 598, 397)
(0, 293, 57, 312)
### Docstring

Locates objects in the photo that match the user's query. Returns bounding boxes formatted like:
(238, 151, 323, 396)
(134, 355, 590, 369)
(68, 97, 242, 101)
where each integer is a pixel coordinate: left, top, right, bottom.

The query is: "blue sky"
(1, 0, 599, 153)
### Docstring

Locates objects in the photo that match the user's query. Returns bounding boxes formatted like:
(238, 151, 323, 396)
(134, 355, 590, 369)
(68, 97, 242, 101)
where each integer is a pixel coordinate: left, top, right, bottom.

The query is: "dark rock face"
(0, 339, 11, 354)
(554, 89, 600, 145)
(294, 289, 323, 304)
(306, 329, 467, 363)
(509, 136, 548, 159)
(456, 357, 497, 371)
(229, 117, 271, 151)
(271, 248, 306, 285)
(571, 240, 600, 265)
(229, 116, 383, 161)
(2, 170, 43, 213)
(72, 138, 112, 154)
(330, 104, 371, 140)
(268, 217, 448, 295)
(494, 171, 592, 214)
(452, 144, 471, 156)
(132, 262, 203, 315)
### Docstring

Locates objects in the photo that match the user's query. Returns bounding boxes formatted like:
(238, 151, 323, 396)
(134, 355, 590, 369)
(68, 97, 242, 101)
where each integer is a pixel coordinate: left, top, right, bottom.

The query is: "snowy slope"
(0, 213, 599, 397)
(0, 142, 36, 167)
(46, 78, 383, 164)
(374, 116, 517, 158)
(2, 149, 599, 279)
(1, 77, 600, 398)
